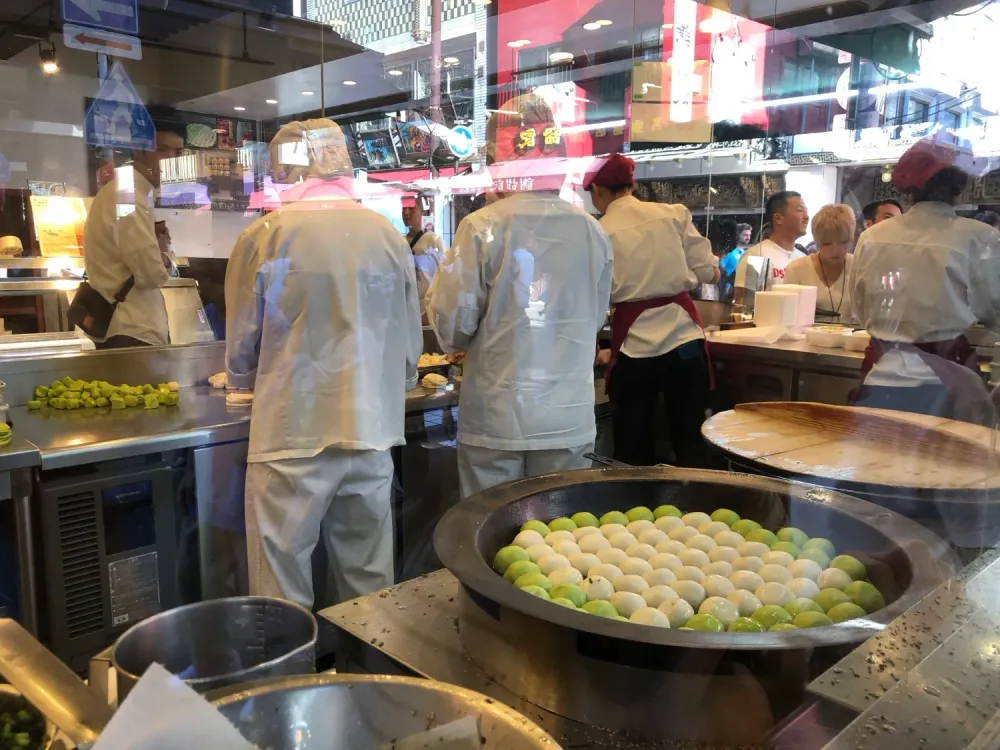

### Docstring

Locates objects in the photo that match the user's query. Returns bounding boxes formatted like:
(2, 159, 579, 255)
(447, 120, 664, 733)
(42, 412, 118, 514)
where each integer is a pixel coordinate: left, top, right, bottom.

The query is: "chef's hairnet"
(269, 119, 352, 184)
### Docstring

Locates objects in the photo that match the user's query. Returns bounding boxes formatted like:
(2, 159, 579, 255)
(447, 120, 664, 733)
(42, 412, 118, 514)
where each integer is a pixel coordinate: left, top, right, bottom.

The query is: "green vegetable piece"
(110, 398, 126, 411)
(142, 384, 155, 395)
(164, 393, 179, 407)
(33, 385, 49, 398)
(100, 386, 115, 398)
(50, 398, 66, 410)
(62, 376, 74, 386)
(64, 399, 81, 410)
(66, 391, 81, 400)
(144, 394, 159, 409)
(123, 395, 139, 408)
(95, 397, 109, 407)
(49, 381, 65, 392)
(27, 400, 42, 410)
(82, 398, 96, 409)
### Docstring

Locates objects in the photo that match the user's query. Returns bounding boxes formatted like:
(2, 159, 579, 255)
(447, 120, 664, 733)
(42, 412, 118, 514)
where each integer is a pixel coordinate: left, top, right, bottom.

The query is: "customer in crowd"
(227, 118, 422, 609)
(588, 153, 718, 467)
(154, 219, 179, 277)
(861, 199, 902, 229)
(718, 221, 749, 282)
(975, 210, 1000, 230)
(82, 105, 184, 348)
(850, 136, 1000, 424)
(427, 94, 613, 497)
(402, 196, 445, 314)
(737, 222, 753, 247)
(784, 204, 856, 323)
(735, 191, 809, 293)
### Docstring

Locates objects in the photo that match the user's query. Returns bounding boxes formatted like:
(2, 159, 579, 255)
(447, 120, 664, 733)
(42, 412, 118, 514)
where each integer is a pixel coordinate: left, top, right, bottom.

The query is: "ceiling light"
(234, 106, 246, 111)
(443, 56, 460, 64)
(549, 51, 574, 62)
(343, 80, 357, 85)
(595, 19, 612, 26)
(583, 22, 602, 30)
(266, 99, 278, 104)
(474, 0, 492, 4)
(388, 69, 404, 76)
(507, 39, 531, 48)
(301, 90, 315, 95)
(662, 23, 673, 29)
(39, 43, 58, 75)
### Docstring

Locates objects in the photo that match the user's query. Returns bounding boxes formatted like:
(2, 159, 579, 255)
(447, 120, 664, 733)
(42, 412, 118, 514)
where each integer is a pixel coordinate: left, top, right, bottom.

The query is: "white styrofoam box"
(754, 291, 799, 328)
(772, 284, 817, 327)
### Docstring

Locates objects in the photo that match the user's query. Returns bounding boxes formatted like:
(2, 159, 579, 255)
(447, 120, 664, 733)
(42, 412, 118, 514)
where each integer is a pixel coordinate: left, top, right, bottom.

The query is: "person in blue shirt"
(719, 222, 753, 296)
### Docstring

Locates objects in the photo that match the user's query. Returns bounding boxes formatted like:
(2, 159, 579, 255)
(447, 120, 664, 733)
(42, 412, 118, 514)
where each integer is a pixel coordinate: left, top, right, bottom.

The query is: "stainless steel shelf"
(0, 257, 85, 269)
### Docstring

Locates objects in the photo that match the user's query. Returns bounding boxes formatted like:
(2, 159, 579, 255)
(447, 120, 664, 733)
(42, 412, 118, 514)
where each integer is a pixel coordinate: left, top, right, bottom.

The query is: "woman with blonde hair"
(784, 203, 856, 322)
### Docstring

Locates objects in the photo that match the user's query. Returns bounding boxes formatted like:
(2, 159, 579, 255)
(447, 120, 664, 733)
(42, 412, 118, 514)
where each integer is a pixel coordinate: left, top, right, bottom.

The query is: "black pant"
(96, 335, 152, 350)
(610, 342, 712, 468)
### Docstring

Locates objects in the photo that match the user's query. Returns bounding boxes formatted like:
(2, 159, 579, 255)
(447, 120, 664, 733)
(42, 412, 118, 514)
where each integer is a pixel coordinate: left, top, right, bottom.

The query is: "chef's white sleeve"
(681, 208, 718, 283)
(971, 229, 1000, 332)
(120, 199, 170, 290)
(402, 240, 422, 390)
(595, 231, 613, 333)
(224, 229, 265, 390)
(427, 217, 487, 353)
(848, 237, 867, 327)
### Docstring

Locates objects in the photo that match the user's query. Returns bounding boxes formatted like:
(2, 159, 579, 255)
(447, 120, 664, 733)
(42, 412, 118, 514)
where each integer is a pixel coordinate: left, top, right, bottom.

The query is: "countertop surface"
(706, 334, 866, 371)
(0, 436, 41, 471)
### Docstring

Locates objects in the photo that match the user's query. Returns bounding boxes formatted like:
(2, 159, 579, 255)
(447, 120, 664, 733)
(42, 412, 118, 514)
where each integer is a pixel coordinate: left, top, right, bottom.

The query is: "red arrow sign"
(74, 32, 134, 52)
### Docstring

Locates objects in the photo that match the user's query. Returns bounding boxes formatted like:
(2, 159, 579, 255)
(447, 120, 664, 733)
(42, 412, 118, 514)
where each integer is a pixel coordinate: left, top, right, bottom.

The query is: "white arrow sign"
(68, 0, 134, 21)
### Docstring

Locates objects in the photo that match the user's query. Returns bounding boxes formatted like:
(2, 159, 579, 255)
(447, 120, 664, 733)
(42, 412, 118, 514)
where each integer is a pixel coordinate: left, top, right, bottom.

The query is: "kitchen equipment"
(804, 325, 847, 348)
(0, 683, 59, 749)
(110, 597, 317, 700)
(434, 467, 954, 745)
(209, 673, 559, 749)
(0, 237, 24, 258)
(753, 290, 798, 327)
(692, 299, 733, 329)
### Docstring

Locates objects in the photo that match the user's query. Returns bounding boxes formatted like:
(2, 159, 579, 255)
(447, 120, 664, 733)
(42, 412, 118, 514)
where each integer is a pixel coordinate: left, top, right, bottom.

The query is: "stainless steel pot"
(209, 673, 559, 749)
(434, 467, 958, 745)
(111, 597, 317, 700)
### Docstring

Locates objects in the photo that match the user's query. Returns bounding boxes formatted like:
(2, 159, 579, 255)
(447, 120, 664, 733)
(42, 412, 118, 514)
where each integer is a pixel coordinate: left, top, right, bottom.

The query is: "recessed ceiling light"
(302, 90, 315, 95)
(662, 23, 673, 29)
(266, 99, 278, 104)
(388, 69, 404, 76)
(595, 19, 612, 26)
(443, 56, 459, 64)
(507, 39, 531, 48)
(343, 80, 357, 85)
(475, 0, 492, 4)
(549, 51, 574, 62)
(583, 22, 601, 30)
(616, 39, 628, 45)
(233, 106, 246, 111)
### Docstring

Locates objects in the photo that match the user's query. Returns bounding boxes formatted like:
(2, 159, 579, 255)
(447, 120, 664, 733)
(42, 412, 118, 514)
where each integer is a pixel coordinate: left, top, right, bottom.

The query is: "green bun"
(814, 588, 852, 612)
(503, 560, 540, 583)
(493, 545, 530, 573)
(521, 520, 551, 536)
(803, 537, 836, 558)
(776, 527, 809, 548)
(769, 623, 798, 632)
(731, 519, 763, 537)
(797, 548, 832, 568)
(771, 542, 801, 557)
(751, 605, 792, 628)
(684, 614, 724, 632)
(728, 617, 764, 633)
(653, 505, 683, 519)
(27, 400, 42, 410)
(548, 517, 578, 533)
(613, 615, 630, 621)
(625, 507, 655, 523)
(550, 584, 587, 608)
(514, 572, 552, 591)
(784, 598, 824, 618)
(745, 529, 779, 547)
(599, 511, 629, 526)
(551, 597, 577, 609)
(677, 627, 694, 631)
(521, 585, 551, 600)
(710, 509, 741, 526)
(830, 555, 867, 581)
(827, 602, 867, 623)
(792, 611, 833, 628)
(844, 581, 886, 613)
(582, 600, 619, 618)
(570, 512, 600, 528)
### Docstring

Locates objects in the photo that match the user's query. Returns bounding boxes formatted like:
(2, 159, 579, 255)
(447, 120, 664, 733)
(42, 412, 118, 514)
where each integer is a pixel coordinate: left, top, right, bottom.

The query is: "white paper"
(710, 325, 789, 344)
(94, 663, 254, 750)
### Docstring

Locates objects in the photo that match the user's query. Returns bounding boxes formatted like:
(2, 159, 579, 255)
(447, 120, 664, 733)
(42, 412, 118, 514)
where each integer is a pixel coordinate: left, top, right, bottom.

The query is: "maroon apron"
(605, 291, 714, 392)
(855, 334, 993, 424)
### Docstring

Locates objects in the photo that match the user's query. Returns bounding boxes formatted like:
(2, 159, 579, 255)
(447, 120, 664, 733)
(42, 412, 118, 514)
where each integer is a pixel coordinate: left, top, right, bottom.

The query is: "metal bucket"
(209, 673, 559, 749)
(111, 597, 317, 700)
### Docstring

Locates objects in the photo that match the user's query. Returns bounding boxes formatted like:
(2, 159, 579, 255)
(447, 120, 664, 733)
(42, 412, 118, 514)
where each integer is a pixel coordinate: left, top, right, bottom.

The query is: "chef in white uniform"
(850, 136, 1000, 425)
(587, 153, 718, 468)
(226, 119, 423, 608)
(427, 94, 613, 497)
(734, 191, 809, 296)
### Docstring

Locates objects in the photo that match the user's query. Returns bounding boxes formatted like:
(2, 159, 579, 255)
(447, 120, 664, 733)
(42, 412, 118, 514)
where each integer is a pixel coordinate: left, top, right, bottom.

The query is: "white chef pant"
(245, 447, 394, 609)
(457, 442, 594, 498)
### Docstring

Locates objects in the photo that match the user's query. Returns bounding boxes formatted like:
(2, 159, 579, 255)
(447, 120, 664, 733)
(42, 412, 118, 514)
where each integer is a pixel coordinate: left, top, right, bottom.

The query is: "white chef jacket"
(850, 201, 1000, 387)
(82, 169, 170, 344)
(427, 191, 613, 451)
(599, 195, 717, 357)
(735, 239, 804, 290)
(783, 254, 855, 322)
(225, 186, 423, 463)
(408, 230, 445, 312)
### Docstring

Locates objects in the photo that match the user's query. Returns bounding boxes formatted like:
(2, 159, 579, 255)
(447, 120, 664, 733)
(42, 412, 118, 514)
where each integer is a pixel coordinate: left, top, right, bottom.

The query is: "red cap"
(892, 136, 966, 193)
(583, 153, 635, 190)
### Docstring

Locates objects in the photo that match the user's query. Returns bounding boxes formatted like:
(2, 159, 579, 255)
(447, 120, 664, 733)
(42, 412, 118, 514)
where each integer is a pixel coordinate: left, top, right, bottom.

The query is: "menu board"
(30, 195, 90, 257)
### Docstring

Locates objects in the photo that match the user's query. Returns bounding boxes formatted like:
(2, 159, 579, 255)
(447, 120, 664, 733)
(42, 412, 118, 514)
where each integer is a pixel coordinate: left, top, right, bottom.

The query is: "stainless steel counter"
(0, 437, 41, 473)
(707, 336, 865, 373)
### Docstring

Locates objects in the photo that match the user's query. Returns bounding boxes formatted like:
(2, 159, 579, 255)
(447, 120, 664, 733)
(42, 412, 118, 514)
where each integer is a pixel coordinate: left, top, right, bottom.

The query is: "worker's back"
(226, 192, 422, 462)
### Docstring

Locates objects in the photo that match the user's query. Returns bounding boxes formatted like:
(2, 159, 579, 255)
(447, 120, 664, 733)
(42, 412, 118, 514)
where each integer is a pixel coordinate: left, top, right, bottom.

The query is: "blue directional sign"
(84, 62, 154, 151)
(449, 126, 474, 158)
(62, 0, 138, 36)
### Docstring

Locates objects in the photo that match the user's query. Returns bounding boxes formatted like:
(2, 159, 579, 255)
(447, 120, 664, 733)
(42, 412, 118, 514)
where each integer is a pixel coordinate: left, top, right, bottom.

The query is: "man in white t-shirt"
(734, 191, 809, 299)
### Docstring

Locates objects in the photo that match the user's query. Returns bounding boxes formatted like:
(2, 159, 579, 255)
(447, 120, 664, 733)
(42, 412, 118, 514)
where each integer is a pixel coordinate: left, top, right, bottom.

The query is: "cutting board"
(702, 402, 1000, 491)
